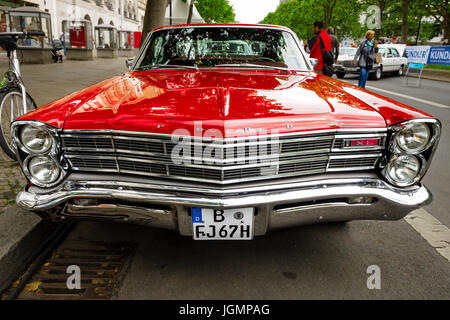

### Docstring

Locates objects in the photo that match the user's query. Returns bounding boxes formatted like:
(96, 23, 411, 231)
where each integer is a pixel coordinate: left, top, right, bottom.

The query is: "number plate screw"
(234, 211, 244, 220)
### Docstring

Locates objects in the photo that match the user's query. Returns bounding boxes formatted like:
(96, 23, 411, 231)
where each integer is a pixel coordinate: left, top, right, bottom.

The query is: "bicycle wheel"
(0, 87, 36, 160)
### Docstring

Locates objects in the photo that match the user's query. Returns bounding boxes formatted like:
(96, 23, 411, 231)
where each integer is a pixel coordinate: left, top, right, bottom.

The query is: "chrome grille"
(62, 130, 386, 184)
(343, 60, 354, 67)
(328, 156, 379, 170)
(69, 157, 117, 171)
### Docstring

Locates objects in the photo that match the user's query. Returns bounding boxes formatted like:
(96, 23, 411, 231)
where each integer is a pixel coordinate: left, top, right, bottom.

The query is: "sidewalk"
(0, 57, 129, 212)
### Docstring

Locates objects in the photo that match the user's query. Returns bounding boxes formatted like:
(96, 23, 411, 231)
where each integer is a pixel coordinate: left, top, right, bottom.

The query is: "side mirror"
(309, 58, 318, 68)
(125, 58, 134, 70)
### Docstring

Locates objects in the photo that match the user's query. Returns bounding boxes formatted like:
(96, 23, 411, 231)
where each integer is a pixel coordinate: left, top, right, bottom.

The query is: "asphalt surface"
(7, 58, 450, 299)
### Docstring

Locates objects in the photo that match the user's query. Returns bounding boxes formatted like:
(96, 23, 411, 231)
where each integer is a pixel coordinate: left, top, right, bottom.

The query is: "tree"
(378, 1, 442, 44)
(401, 0, 408, 43)
(417, 0, 449, 44)
(260, 0, 363, 41)
(141, 0, 168, 45)
(193, 0, 236, 23)
(187, 0, 195, 24)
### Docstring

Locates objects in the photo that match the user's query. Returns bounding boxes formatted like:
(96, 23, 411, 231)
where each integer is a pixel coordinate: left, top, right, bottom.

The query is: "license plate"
(192, 207, 254, 240)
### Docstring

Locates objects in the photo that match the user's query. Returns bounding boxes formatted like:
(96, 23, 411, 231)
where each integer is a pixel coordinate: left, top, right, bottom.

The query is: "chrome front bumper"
(16, 173, 432, 236)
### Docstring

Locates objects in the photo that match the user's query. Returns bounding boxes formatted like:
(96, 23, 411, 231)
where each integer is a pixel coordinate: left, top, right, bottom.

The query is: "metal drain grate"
(15, 240, 136, 300)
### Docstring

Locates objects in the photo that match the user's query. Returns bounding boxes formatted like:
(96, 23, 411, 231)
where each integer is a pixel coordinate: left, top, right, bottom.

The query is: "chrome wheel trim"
(376, 68, 382, 79)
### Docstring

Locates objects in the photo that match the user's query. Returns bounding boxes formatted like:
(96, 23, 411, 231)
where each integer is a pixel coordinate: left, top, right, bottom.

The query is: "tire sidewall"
(0, 87, 36, 160)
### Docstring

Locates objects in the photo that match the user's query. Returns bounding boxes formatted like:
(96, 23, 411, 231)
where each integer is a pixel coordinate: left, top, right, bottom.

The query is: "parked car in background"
(12, 24, 439, 240)
(335, 44, 408, 80)
(206, 40, 253, 55)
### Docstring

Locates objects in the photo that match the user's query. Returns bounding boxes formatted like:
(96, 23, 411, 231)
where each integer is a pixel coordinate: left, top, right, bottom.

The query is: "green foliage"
(260, 0, 443, 43)
(189, 0, 236, 23)
(260, 0, 364, 41)
(373, 0, 441, 43)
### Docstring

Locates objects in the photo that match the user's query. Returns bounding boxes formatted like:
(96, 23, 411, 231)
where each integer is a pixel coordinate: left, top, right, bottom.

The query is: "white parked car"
(334, 44, 408, 80)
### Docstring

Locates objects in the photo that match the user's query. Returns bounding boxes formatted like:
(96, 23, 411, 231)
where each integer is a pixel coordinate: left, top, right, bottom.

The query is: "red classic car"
(12, 24, 440, 240)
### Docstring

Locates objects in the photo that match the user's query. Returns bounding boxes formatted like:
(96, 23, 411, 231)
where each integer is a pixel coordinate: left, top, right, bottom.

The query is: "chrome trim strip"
(16, 177, 431, 211)
(327, 166, 377, 172)
(61, 128, 387, 142)
(328, 153, 382, 159)
(274, 202, 372, 214)
(334, 133, 387, 139)
(56, 174, 411, 195)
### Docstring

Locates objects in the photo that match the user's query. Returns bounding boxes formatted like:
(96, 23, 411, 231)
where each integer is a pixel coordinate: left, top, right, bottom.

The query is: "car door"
(384, 48, 396, 71)
(391, 48, 401, 69)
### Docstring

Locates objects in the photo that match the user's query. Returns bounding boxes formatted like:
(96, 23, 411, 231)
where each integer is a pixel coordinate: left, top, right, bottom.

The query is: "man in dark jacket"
(307, 21, 332, 74)
(327, 27, 339, 63)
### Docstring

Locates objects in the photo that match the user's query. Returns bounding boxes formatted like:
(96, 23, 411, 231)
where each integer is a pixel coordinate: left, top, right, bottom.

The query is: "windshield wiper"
(215, 63, 290, 72)
(136, 64, 199, 71)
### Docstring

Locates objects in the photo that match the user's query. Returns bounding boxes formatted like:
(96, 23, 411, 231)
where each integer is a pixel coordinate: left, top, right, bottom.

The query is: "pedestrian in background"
(327, 26, 339, 63)
(353, 30, 378, 88)
(307, 21, 332, 75)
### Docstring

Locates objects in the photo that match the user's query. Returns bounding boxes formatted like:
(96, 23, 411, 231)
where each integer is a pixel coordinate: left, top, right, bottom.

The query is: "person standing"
(353, 30, 378, 88)
(307, 21, 332, 74)
(327, 26, 339, 63)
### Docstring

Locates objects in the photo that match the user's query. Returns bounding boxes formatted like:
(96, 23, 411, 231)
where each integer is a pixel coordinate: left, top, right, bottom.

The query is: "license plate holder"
(192, 207, 254, 240)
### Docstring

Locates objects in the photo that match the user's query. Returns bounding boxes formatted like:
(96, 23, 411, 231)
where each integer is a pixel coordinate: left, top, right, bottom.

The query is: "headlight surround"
(385, 154, 422, 187)
(19, 125, 54, 154)
(383, 118, 440, 188)
(394, 122, 431, 154)
(25, 156, 61, 187)
(12, 120, 65, 188)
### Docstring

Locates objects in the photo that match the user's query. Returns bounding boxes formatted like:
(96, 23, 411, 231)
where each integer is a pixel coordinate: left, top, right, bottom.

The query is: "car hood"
(21, 69, 430, 138)
(337, 55, 355, 61)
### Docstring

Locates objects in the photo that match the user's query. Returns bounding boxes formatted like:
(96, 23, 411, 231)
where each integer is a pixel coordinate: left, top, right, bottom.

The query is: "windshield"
(339, 47, 357, 56)
(137, 27, 309, 70)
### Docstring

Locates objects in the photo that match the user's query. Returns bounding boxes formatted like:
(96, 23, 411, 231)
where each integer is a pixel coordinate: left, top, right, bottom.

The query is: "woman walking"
(353, 30, 378, 88)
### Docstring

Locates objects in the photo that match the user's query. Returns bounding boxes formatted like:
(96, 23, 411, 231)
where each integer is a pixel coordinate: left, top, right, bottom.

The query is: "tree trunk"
(141, 0, 168, 46)
(401, 0, 408, 43)
(187, 0, 195, 24)
(444, 10, 449, 44)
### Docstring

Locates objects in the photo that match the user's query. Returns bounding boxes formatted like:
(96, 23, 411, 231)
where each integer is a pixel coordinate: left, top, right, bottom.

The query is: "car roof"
(152, 23, 294, 33)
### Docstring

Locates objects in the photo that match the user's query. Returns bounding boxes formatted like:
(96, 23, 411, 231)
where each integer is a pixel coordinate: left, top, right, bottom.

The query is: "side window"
(387, 48, 393, 57)
(392, 48, 400, 57)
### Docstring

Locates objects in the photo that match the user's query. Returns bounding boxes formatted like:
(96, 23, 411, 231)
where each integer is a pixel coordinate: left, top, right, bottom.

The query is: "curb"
(0, 206, 58, 287)
(408, 68, 450, 83)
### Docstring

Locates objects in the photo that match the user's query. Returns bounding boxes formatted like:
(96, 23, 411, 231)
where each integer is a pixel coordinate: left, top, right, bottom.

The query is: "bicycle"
(0, 31, 44, 160)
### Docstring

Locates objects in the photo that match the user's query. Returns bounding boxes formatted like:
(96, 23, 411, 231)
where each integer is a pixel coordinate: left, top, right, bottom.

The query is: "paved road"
(1, 59, 448, 299)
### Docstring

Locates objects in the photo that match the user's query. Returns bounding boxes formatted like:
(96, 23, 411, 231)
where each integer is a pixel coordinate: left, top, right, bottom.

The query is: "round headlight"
(28, 156, 60, 185)
(20, 126, 53, 154)
(395, 123, 430, 153)
(386, 155, 421, 186)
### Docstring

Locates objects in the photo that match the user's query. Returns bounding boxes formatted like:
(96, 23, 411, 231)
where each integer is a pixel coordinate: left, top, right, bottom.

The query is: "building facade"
(3, 0, 203, 40)
(22, 0, 140, 39)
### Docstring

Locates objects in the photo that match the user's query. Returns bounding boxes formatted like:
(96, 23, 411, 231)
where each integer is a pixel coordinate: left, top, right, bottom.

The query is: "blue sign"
(192, 208, 202, 223)
(428, 46, 450, 65)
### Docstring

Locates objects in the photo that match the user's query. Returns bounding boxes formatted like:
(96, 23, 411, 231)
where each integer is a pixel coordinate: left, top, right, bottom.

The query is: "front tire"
(369, 67, 382, 80)
(0, 87, 36, 160)
(396, 65, 404, 76)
